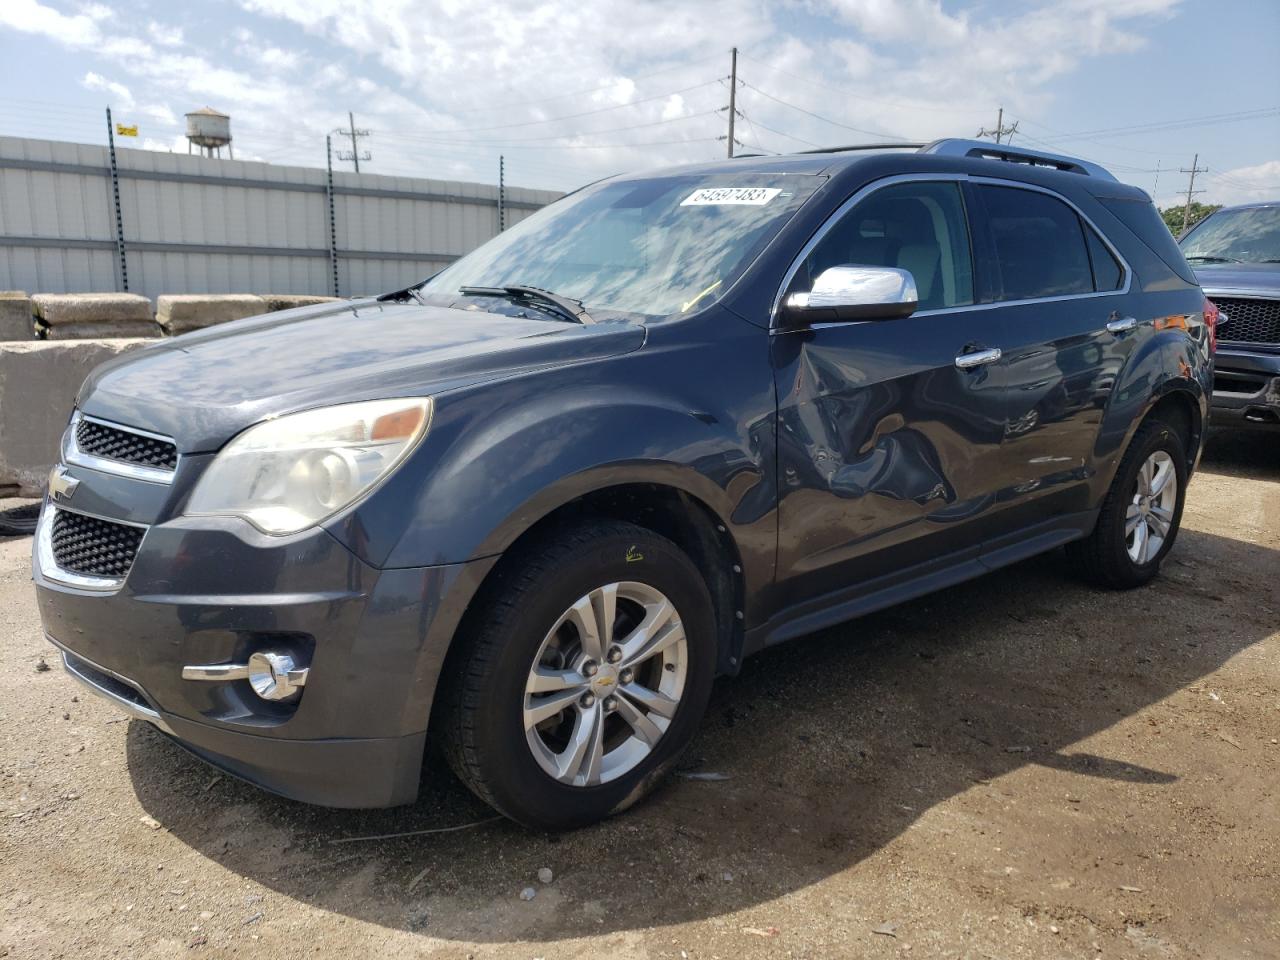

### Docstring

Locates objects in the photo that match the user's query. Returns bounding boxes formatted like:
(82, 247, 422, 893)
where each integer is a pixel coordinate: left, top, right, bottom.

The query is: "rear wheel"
(1068, 417, 1188, 589)
(441, 521, 716, 830)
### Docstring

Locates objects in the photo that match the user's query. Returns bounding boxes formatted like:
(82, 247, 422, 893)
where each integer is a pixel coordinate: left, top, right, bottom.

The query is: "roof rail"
(920, 138, 1117, 181)
(796, 143, 925, 155)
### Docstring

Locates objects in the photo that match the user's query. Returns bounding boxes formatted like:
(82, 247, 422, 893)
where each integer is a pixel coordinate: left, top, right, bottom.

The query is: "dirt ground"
(1, 431, 1276, 960)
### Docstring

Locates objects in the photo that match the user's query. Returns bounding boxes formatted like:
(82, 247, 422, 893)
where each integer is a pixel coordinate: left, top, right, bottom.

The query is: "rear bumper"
(1211, 347, 1280, 429)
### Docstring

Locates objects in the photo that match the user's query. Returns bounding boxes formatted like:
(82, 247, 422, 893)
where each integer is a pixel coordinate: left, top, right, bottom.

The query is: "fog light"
(182, 650, 309, 702)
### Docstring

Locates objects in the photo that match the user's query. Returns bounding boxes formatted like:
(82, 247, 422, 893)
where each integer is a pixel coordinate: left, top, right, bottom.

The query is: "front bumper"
(1211, 346, 1280, 429)
(35, 504, 496, 808)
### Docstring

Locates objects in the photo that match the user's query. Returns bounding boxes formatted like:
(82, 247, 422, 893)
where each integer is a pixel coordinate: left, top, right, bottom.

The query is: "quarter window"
(792, 181, 974, 311)
(978, 185, 1095, 300)
(1084, 225, 1123, 291)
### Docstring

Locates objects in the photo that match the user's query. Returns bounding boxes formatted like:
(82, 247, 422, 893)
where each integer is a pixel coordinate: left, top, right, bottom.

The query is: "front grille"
(50, 510, 144, 579)
(1210, 296, 1280, 345)
(75, 417, 178, 471)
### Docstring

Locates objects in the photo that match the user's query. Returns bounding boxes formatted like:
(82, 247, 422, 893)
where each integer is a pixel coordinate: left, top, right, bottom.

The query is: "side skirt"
(743, 509, 1100, 657)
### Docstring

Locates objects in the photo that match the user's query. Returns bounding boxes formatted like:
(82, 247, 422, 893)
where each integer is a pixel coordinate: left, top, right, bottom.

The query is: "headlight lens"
(185, 398, 432, 535)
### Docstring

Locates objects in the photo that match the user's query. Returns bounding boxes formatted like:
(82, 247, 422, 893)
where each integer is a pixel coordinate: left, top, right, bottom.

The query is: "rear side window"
(978, 185, 1093, 300)
(792, 180, 974, 310)
(1097, 196, 1198, 285)
(1085, 226, 1123, 290)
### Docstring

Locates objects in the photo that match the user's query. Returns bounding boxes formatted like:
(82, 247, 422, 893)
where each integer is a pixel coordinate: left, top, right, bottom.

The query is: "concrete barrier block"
(157, 294, 267, 333)
(32, 292, 153, 326)
(0, 292, 34, 341)
(264, 294, 341, 312)
(0, 339, 152, 496)
(40, 321, 163, 340)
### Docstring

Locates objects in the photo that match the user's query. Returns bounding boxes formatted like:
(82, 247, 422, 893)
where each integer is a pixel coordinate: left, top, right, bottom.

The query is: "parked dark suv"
(1177, 201, 1280, 429)
(34, 140, 1215, 830)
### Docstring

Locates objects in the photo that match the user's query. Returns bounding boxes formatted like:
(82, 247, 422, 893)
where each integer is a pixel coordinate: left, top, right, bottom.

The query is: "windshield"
(1179, 205, 1280, 263)
(420, 172, 824, 318)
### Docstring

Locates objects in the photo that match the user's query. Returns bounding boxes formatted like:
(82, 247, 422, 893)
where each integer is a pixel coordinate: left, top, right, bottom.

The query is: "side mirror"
(779, 265, 919, 328)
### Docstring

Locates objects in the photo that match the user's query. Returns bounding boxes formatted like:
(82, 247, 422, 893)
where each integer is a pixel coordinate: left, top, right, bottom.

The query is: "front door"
(771, 178, 1009, 610)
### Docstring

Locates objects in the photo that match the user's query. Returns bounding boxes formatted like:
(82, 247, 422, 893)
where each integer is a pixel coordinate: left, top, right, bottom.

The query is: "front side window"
(420, 173, 823, 319)
(979, 185, 1094, 301)
(791, 180, 974, 310)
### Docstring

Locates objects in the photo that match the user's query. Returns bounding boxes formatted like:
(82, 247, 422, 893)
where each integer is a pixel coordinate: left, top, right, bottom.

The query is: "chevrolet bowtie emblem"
(48, 466, 79, 502)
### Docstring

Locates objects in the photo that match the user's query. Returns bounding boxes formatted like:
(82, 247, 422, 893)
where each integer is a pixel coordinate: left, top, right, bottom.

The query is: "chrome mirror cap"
(781, 265, 919, 327)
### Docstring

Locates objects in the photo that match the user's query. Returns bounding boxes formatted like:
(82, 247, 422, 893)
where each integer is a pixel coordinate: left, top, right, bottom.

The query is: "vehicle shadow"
(126, 520, 1277, 943)
(1199, 427, 1280, 481)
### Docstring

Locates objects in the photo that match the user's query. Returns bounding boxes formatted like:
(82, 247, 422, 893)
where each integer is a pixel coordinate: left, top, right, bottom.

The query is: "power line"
(333, 111, 370, 172)
(1036, 107, 1279, 143)
(735, 111, 821, 148)
(734, 52, 965, 114)
(373, 108, 724, 147)
(738, 79, 907, 140)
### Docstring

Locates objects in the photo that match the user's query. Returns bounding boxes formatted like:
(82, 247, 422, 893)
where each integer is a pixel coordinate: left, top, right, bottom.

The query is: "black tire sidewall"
(1105, 422, 1188, 580)
(472, 527, 716, 830)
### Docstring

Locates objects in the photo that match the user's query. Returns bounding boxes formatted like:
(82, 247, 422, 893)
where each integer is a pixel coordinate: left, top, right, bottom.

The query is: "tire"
(1067, 416, 1188, 589)
(440, 520, 717, 831)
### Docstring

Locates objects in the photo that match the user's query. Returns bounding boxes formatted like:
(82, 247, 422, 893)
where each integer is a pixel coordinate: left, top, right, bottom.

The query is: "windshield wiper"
(1185, 254, 1243, 263)
(458, 285, 595, 324)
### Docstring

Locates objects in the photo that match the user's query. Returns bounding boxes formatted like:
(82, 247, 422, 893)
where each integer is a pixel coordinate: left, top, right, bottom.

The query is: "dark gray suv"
(34, 140, 1215, 830)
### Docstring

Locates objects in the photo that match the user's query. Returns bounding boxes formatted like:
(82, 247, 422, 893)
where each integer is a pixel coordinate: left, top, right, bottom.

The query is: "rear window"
(978, 185, 1093, 300)
(1097, 196, 1198, 285)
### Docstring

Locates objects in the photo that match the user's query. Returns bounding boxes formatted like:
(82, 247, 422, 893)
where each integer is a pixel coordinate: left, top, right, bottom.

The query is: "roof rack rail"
(920, 138, 1116, 181)
(796, 143, 925, 155)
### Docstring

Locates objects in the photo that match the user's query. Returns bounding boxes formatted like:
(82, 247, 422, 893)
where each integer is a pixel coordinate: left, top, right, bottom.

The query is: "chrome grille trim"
(35, 504, 147, 592)
(63, 411, 179, 484)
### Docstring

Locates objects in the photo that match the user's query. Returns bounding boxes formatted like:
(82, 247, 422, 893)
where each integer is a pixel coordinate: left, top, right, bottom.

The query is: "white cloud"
(0, 0, 1194, 191)
(82, 70, 134, 108)
(146, 21, 183, 46)
(0, 0, 104, 44)
(1204, 160, 1280, 206)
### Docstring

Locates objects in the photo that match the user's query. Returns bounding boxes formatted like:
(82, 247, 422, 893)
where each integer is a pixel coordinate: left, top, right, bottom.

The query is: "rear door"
(968, 180, 1135, 537)
(771, 177, 1010, 609)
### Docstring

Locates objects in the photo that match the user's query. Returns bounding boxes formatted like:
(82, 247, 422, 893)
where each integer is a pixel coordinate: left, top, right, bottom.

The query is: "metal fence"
(0, 135, 562, 302)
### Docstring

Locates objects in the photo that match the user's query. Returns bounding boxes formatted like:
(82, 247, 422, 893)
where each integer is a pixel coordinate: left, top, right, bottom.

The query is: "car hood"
(78, 298, 646, 452)
(1191, 262, 1280, 296)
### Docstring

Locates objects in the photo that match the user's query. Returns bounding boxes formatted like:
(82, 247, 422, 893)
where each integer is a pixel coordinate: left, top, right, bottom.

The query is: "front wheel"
(1068, 417, 1188, 589)
(440, 521, 717, 830)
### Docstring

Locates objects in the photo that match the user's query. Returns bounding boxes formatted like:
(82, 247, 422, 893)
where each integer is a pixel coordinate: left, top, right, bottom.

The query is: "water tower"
(185, 106, 233, 158)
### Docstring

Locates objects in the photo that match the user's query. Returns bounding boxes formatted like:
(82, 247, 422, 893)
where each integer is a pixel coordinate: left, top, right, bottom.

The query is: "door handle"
(1106, 316, 1137, 334)
(955, 347, 1002, 369)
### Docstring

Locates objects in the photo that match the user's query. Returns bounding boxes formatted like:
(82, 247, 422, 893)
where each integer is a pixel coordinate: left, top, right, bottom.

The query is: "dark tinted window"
(1085, 225, 1123, 290)
(1098, 196, 1198, 285)
(980, 185, 1093, 300)
(794, 181, 974, 310)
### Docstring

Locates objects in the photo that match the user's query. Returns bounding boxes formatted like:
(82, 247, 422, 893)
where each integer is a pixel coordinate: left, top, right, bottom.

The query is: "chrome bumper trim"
(48, 636, 175, 736)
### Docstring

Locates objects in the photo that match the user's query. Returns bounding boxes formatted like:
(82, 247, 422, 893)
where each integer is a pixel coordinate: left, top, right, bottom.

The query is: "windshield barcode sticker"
(681, 187, 781, 206)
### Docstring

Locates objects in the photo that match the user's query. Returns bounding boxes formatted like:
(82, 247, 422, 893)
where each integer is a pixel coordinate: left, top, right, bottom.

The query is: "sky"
(1, 0, 1277, 207)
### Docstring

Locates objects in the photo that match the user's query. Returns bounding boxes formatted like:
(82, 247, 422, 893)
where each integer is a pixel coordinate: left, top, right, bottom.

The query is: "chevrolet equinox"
(34, 139, 1216, 830)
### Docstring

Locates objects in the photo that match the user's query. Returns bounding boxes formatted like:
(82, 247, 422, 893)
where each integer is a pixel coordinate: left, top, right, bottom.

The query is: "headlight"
(185, 398, 432, 535)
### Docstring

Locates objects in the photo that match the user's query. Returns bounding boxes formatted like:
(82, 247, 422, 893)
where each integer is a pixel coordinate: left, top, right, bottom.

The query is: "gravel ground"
(1, 431, 1276, 960)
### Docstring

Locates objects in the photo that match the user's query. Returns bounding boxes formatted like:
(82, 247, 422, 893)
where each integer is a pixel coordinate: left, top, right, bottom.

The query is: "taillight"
(1202, 296, 1219, 353)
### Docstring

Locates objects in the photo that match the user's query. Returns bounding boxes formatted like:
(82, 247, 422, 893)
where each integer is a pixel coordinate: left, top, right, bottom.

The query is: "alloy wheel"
(523, 582, 687, 787)
(1126, 450, 1177, 564)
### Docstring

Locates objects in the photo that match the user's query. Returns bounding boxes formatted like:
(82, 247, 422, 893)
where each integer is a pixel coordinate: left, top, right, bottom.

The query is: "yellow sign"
(115, 124, 138, 137)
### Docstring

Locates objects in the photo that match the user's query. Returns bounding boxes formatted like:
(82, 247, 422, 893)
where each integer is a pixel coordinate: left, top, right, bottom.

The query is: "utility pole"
(325, 135, 340, 297)
(727, 47, 737, 159)
(105, 107, 128, 292)
(333, 112, 371, 172)
(977, 106, 1018, 145)
(1179, 153, 1208, 233)
(498, 155, 506, 232)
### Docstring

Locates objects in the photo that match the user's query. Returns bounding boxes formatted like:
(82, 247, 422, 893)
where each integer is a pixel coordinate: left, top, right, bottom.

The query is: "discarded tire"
(0, 502, 40, 537)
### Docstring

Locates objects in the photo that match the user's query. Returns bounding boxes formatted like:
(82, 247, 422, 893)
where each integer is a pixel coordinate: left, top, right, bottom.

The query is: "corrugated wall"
(0, 136, 561, 302)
